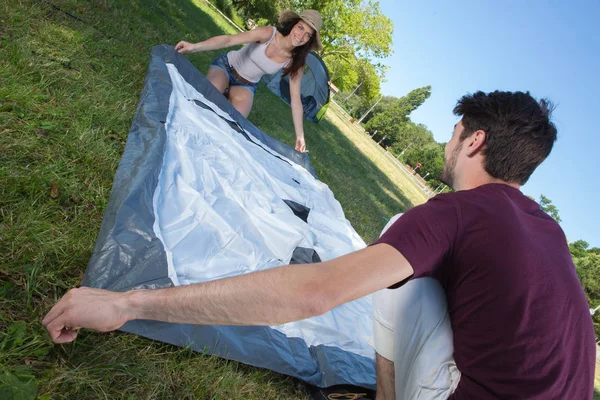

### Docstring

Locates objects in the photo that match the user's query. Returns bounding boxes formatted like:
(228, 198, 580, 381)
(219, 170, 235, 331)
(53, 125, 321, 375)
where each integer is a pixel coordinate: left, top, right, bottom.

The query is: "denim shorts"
(209, 53, 258, 95)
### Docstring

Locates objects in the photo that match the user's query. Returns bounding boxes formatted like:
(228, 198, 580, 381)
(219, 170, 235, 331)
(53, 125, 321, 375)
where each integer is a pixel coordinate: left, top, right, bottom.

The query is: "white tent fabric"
(151, 63, 374, 357)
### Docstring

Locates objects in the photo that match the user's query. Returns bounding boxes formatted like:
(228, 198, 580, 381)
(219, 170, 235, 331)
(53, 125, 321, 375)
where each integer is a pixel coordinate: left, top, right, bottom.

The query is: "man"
(43, 91, 594, 399)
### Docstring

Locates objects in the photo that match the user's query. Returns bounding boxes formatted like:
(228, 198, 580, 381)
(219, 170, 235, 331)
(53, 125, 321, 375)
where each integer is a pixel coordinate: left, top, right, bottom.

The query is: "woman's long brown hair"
(277, 18, 317, 78)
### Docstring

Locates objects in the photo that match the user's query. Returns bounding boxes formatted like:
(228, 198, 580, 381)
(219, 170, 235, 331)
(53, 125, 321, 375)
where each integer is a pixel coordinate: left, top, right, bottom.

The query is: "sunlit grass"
(1, 0, 427, 397)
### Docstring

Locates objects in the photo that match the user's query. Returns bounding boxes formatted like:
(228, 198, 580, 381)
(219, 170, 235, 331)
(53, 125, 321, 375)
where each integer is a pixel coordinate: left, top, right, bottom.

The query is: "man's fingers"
(45, 313, 68, 341)
(42, 299, 66, 328)
(45, 312, 80, 343)
(53, 329, 78, 344)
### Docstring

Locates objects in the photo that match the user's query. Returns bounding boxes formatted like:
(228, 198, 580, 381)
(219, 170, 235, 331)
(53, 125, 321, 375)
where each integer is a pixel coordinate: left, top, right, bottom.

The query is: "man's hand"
(295, 136, 306, 152)
(174, 41, 197, 54)
(42, 287, 132, 344)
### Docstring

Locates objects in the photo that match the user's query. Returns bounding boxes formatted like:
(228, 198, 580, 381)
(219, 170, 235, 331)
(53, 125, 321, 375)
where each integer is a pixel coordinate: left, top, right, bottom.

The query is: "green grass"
(0, 0, 427, 398)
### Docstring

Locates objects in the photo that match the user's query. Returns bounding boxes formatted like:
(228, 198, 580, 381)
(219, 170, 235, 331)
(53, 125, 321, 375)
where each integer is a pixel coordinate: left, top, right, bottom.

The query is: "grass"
(0, 0, 428, 398)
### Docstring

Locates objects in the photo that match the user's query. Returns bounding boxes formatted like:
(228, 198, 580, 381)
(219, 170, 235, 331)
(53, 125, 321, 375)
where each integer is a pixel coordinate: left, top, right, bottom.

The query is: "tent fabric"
(82, 44, 376, 390)
(262, 52, 330, 122)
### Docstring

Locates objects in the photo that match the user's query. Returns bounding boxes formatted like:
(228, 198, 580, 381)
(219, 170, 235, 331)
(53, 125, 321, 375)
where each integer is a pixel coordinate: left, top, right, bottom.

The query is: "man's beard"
(439, 142, 462, 190)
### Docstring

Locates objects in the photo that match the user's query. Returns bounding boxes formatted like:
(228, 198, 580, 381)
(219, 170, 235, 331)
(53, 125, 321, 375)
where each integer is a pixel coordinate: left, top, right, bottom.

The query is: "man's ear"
(465, 129, 486, 156)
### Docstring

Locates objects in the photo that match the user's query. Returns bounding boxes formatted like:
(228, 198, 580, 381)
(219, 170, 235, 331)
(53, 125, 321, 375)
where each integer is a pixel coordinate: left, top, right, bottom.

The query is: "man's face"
(440, 121, 465, 189)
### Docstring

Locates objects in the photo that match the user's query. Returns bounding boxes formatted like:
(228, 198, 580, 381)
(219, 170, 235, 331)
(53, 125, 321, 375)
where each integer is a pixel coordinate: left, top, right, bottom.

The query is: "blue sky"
(377, 0, 599, 247)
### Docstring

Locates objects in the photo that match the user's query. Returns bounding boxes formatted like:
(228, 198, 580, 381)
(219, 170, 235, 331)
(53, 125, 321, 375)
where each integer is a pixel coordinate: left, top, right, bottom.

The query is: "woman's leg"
(206, 67, 229, 93)
(227, 86, 254, 117)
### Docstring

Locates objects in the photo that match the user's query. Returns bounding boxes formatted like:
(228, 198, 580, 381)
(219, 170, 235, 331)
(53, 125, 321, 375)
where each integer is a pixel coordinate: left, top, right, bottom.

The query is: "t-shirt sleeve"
(371, 194, 460, 287)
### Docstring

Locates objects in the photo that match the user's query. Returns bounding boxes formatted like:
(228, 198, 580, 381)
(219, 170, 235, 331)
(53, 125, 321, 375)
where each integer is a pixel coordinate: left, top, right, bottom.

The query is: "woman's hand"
(174, 41, 197, 54)
(295, 136, 306, 152)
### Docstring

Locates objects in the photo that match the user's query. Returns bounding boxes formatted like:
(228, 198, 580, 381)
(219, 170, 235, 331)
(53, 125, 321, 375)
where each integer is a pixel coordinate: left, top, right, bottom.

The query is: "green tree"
(539, 194, 562, 223)
(570, 240, 590, 259)
(365, 86, 432, 145)
(232, 0, 280, 23)
(354, 58, 381, 104)
(389, 122, 435, 152)
(290, 0, 393, 60)
(335, 92, 367, 119)
(328, 57, 359, 93)
(574, 253, 600, 336)
(403, 143, 444, 182)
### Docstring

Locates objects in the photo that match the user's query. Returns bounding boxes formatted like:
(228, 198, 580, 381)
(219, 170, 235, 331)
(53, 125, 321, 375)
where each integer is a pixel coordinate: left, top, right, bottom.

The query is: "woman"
(175, 10, 323, 152)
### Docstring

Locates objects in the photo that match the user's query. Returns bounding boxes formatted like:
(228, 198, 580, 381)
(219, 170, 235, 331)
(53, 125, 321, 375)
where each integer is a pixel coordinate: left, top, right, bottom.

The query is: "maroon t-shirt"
(373, 183, 594, 399)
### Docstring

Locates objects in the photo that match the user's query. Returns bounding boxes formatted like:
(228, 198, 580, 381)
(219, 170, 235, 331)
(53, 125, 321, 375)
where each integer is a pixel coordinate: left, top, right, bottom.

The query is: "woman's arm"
(175, 26, 273, 54)
(289, 70, 306, 152)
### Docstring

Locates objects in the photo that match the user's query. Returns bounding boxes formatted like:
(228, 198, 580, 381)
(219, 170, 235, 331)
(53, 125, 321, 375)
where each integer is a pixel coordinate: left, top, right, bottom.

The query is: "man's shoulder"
(427, 183, 533, 210)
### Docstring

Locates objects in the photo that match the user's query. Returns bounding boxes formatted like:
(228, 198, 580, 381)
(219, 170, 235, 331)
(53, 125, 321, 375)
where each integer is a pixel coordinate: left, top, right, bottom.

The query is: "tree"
(335, 91, 367, 119)
(290, 0, 393, 60)
(574, 252, 600, 336)
(354, 58, 381, 104)
(570, 240, 590, 259)
(539, 194, 561, 223)
(365, 86, 432, 145)
(235, 0, 392, 105)
(328, 57, 359, 93)
(231, 0, 280, 23)
(403, 143, 445, 183)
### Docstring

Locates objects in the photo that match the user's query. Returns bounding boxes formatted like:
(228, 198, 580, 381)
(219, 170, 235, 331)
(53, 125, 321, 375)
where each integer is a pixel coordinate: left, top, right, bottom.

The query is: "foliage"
(328, 57, 360, 93)
(354, 58, 381, 104)
(0, 371, 38, 400)
(231, 0, 280, 24)
(573, 251, 600, 337)
(403, 143, 445, 183)
(289, 0, 393, 60)
(570, 240, 590, 259)
(539, 194, 562, 223)
(214, 0, 237, 19)
(335, 92, 367, 119)
(569, 239, 600, 337)
(1, 0, 427, 398)
(364, 86, 431, 146)
(224, 0, 392, 104)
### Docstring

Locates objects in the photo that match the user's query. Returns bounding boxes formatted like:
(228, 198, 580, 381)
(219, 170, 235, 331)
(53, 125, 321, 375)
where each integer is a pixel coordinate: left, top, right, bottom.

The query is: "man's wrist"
(123, 289, 152, 322)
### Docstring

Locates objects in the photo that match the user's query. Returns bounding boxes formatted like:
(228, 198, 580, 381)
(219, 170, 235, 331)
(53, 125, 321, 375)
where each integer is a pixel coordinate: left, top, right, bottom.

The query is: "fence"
(328, 99, 435, 198)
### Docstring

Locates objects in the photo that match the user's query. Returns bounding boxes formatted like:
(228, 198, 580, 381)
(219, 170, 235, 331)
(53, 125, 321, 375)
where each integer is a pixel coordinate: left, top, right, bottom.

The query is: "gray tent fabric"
(82, 44, 376, 390)
(262, 52, 330, 122)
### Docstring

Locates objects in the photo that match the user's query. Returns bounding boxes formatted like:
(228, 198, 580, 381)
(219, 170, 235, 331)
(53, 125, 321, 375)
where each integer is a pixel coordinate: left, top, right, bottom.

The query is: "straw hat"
(278, 9, 323, 51)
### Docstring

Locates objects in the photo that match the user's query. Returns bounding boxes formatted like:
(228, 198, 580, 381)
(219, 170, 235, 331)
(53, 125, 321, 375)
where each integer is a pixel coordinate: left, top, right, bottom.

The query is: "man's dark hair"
(454, 91, 557, 185)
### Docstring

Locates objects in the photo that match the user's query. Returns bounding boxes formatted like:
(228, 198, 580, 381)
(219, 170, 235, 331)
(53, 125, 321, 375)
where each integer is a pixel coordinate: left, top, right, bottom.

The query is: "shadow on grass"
(1, 0, 422, 398)
(40, 0, 418, 243)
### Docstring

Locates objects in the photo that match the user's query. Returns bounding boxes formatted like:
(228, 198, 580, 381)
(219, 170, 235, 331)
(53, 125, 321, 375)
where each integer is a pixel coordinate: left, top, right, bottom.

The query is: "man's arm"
(43, 243, 413, 343)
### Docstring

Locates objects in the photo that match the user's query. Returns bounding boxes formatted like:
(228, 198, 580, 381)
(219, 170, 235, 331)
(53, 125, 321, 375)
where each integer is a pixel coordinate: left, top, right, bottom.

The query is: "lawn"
(0, 0, 428, 398)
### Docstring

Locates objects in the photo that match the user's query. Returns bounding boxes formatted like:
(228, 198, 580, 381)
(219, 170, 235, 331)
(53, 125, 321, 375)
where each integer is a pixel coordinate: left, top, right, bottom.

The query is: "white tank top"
(227, 27, 291, 83)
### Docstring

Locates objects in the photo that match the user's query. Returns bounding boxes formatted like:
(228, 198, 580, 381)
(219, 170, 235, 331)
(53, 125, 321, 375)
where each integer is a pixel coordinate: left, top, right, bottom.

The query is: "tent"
(82, 44, 375, 390)
(262, 52, 330, 122)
